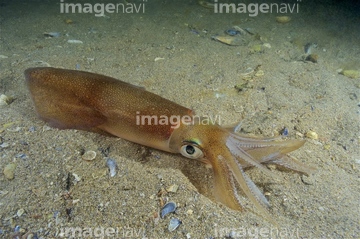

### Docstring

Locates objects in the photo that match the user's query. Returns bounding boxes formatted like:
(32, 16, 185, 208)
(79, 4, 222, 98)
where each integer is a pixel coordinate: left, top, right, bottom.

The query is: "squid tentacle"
(216, 154, 275, 223)
(227, 136, 281, 180)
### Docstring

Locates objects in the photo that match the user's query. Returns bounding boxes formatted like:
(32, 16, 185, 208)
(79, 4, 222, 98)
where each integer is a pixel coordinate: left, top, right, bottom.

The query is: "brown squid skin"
(25, 67, 312, 222)
(25, 67, 193, 152)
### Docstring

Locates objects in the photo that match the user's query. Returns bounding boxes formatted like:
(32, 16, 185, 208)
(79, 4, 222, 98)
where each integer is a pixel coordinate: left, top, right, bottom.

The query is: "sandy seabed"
(0, 0, 359, 238)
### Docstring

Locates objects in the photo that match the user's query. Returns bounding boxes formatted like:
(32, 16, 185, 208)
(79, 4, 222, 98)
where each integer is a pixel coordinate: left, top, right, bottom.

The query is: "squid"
(25, 67, 312, 222)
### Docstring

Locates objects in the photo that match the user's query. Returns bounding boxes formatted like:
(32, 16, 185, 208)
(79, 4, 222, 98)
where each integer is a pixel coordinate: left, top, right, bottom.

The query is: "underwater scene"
(0, 0, 359, 238)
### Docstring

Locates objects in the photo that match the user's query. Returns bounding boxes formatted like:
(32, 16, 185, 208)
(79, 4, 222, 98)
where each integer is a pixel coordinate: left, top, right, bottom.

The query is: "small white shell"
(72, 173, 81, 182)
(67, 39, 83, 44)
(82, 151, 97, 161)
(306, 131, 318, 140)
(154, 57, 165, 62)
(17, 208, 25, 217)
(0, 94, 11, 106)
(106, 158, 117, 177)
(276, 16, 291, 23)
(168, 218, 182, 232)
(166, 184, 179, 193)
(44, 32, 61, 37)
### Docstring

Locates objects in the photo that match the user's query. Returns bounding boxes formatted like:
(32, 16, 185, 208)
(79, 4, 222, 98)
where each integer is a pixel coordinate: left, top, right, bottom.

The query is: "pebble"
(263, 43, 271, 48)
(17, 208, 25, 217)
(42, 125, 51, 131)
(82, 151, 97, 161)
(254, 69, 264, 77)
(225, 29, 240, 36)
(43, 32, 61, 38)
(14, 225, 21, 232)
(281, 127, 289, 136)
(340, 69, 360, 79)
(0, 142, 9, 148)
(212, 35, 247, 46)
(154, 57, 165, 62)
(276, 16, 291, 23)
(0, 94, 11, 106)
(304, 43, 317, 54)
(301, 175, 314, 185)
(166, 184, 179, 193)
(250, 44, 263, 53)
(106, 158, 117, 177)
(26, 233, 35, 239)
(233, 26, 247, 35)
(305, 54, 318, 63)
(67, 39, 83, 44)
(186, 209, 193, 215)
(72, 173, 81, 182)
(4, 163, 16, 180)
(306, 130, 318, 140)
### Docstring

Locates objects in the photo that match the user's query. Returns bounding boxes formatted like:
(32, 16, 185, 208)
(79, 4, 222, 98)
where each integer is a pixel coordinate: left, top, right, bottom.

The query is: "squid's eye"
(180, 144, 204, 159)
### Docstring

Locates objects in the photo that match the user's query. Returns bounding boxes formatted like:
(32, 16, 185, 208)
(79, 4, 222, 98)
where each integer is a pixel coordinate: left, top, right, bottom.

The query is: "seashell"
(254, 70, 264, 77)
(17, 208, 25, 217)
(67, 39, 83, 44)
(0, 142, 9, 148)
(281, 127, 289, 136)
(305, 54, 318, 63)
(106, 158, 117, 177)
(250, 44, 263, 53)
(198, 0, 214, 9)
(276, 16, 291, 23)
(225, 29, 240, 36)
(72, 173, 81, 182)
(0, 94, 12, 106)
(4, 163, 16, 180)
(304, 43, 317, 54)
(166, 184, 179, 193)
(160, 201, 177, 218)
(65, 19, 74, 24)
(306, 130, 318, 140)
(154, 57, 165, 62)
(212, 35, 246, 46)
(43, 32, 61, 38)
(168, 218, 182, 232)
(82, 151, 97, 161)
(233, 26, 247, 35)
(14, 225, 21, 233)
(340, 69, 360, 79)
(244, 27, 256, 35)
(263, 43, 271, 49)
